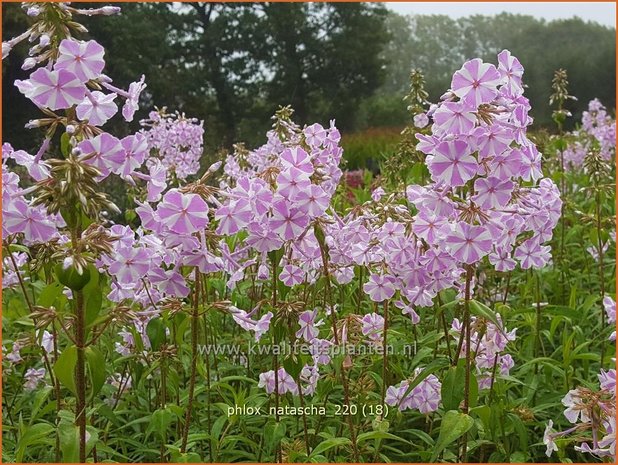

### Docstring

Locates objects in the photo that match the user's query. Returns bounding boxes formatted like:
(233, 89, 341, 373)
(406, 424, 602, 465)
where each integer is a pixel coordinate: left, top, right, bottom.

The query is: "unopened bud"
(2, 42, 11, 60)
(257, 263, 269, 280)
(39, 34, 50, 47)
(21, 57, 37, 71)
(207, 161, 222, 173)
(65, 124, 76, 135)
(108, 202, 121, 215)
(26, 6, 41, 17)
(101, 6, 121, 15)
(62, 256, 74, 270)
(98, 74, 113, 83)
(123, 175, 136, 187)
(25, 119, 44, 129)
(71, 147, 82, 156)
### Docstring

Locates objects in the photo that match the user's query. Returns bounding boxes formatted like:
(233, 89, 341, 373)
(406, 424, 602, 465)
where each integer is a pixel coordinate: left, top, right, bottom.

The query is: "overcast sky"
(386, 2, 616, 28)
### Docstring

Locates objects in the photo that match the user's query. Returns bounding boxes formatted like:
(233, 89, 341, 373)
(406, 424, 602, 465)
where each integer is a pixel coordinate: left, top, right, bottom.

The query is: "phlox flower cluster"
(317, 50, 554, 413)
(257, 309, 392, 397)
(1, 3, 210, 385)
(543, 292, 616, 459)
(324, 50, 560, 322)
(451, 315, 516, 389)
(385, 368, 442, 414)
(12, 31, 145, 124)
(2, 143, 62, 245)
(140, 110, 204, 180)
(564, 99, 616, 169)
(543, 369, 616, 459)
(2, 329, 54, 391)
(414, 50, 561, 273)
(216, 117, 343, 289)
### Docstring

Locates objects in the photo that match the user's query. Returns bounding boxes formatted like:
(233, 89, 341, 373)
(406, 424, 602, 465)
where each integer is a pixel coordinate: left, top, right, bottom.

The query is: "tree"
(378, 11, 616, 128)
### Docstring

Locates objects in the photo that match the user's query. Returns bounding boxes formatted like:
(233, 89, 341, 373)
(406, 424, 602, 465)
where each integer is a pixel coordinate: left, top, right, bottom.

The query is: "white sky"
(386, 2, 616, 28)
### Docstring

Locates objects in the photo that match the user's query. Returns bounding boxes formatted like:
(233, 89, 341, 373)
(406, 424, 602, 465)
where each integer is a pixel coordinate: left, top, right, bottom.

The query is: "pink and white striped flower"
(22, 68, 85, 110)
(157, 189, 209, 235)
(444, 222, 492, 264)
(427, 140, 478, 187)
(55, 39, 105, 82)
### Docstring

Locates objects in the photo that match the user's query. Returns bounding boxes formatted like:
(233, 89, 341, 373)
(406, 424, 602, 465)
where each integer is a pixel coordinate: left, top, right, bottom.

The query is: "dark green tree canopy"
(3, 3, 615, 153)
(379, 12, 616, 127)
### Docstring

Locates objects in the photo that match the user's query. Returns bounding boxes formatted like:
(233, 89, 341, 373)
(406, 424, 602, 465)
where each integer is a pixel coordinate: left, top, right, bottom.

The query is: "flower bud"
(65, 124, 76, 135)
(26, 6, 41, 17)
(257, 263, 269, 280)
(71, 147, 82, 156)
(39, 34, 50, 47)
(2, 42, 11, 60)
(101, 6, 121, 15)
(207, 160, 223, 173)
(62, 256, 74, 270)
(21, 57, 37, 71)
(25, 120, 44, 129)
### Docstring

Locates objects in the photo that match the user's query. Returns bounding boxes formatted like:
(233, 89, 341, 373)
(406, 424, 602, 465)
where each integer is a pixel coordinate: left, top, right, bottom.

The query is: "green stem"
(75, 290, 87, 463)
(296, 379, 311, 455)
(271, 256, 282, 463)
(181, 269, 201, 453)
(460, 266, 473, 463)
(595, 189, 607, 364)
(317, 240, 360, 462)
(160, 351, 168, 463)
(535, 272, 543, 358)
(373, 300, 390, 462)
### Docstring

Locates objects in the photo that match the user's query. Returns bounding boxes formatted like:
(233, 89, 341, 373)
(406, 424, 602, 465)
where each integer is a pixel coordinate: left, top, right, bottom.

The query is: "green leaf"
(469, 300, 507, 335)
(263, 421, 286, 456)
(282, 354, 305, 380)
(58, 413, 99, 463)
(441, 362, 465, 411)
(313, 223, 328, 252)
(146, 318, 166, 351)
(83, 265, 102, 328)
(431, 410, 474, 461)
(16, 423, 55, 462)
(169, 448, 202, 463)
(38, 282, 64, 308)
(29, 386, 53, 424)
(60, 132, 71, 158)
(147, 408, 175, 441)
(267, 248, 284, 268)
(357, 431, 411, 444)
(54, 346, 77, 395)
(85, 347, 106, 399)
(310, 437, 352, 458)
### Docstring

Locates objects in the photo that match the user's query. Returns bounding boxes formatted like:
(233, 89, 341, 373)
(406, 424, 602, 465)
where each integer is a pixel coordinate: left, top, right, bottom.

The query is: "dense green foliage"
(2, 121, 615, 462)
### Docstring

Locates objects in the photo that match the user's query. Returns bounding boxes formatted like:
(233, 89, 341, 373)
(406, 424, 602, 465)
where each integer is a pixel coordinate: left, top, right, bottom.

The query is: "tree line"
(3, 2, 615, 154)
